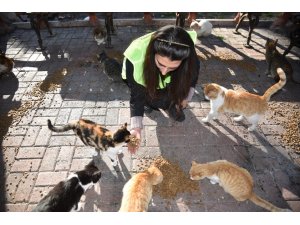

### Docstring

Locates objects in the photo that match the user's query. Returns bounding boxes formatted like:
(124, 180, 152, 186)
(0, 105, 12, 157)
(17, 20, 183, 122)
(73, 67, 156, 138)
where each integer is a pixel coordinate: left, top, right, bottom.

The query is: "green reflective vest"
(122, 30, 197, 89)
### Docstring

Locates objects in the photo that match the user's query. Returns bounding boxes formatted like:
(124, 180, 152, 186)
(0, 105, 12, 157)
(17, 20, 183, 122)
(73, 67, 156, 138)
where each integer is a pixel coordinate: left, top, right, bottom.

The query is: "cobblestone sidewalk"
(0, 23, 300, 212)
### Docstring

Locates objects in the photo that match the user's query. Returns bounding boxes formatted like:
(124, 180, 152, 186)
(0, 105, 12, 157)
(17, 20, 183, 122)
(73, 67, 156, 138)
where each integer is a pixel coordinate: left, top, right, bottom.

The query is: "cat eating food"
(202, 68, 286, 131)
(32, 160, 101, 212)
(47, 119, 131, 166)
(119, 166, 163, 212)
(189, 160, 291, 212)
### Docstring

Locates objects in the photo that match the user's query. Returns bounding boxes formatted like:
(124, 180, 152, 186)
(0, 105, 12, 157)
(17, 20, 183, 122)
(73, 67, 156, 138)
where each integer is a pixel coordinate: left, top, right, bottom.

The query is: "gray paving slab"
(0, 21, 300, 212)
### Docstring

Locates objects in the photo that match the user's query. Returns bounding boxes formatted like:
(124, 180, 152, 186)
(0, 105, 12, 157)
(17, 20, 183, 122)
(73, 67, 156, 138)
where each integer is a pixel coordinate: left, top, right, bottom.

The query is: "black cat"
(32, 161, 101, 212)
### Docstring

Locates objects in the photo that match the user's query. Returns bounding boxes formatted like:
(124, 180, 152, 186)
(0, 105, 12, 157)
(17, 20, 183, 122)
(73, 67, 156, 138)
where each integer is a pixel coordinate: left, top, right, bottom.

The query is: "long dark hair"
(143, 25, 198, 106)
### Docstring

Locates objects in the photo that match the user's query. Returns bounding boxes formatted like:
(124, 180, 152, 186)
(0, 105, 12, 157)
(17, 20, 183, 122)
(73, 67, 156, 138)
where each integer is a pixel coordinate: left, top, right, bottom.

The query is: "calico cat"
(202, 68, 286, 131)
(47, 119, 131, 166)
(32, 160, 101, 212)
(190, 19, 213, 37)
(93, 25, 107, 46)
(97, 51, 122, 82)
(265, 38, 294, 82)
(119, 166, 163, 212)
(189, 160, 291, 212)
(0, 52, 14, 78)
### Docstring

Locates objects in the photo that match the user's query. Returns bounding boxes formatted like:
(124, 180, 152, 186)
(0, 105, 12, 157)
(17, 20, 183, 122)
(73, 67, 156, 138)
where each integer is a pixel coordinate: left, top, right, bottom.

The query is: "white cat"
(190, 19, 213, 37)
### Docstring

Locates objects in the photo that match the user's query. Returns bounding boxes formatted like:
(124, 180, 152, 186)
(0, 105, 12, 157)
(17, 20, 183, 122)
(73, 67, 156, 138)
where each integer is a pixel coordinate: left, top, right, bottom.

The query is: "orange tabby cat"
(119, 166, 163, 212)
(189, 160, 291, 212)
(202, 68, 286, 131)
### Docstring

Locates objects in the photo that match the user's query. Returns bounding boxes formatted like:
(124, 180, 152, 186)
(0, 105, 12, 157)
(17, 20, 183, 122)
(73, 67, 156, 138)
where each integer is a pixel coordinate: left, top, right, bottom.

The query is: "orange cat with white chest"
(202, 68, 286, 131)
(189, 160, 291, 212)
(119, 166, 163, 212)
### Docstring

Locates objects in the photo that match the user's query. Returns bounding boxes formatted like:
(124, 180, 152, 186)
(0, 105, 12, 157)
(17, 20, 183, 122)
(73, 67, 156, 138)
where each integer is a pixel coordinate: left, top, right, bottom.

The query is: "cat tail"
(47, 119, 76, 132)
(263, 68, 286, 101)
(249, 193, 291, 212)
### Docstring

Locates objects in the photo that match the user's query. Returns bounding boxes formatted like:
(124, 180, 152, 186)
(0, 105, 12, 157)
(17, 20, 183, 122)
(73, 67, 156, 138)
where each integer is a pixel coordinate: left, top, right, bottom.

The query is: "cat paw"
(202, 117, 209, 123)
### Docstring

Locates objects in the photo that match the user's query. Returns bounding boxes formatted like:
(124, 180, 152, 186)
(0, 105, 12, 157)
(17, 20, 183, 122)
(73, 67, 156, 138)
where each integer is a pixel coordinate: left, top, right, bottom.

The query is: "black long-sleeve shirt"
(124, 58, 200, 129)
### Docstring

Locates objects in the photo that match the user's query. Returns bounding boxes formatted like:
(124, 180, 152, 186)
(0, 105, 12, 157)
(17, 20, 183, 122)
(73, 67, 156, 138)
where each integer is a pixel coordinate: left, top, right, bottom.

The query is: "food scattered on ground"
(281, 111, 300, 153)
(268, 102, 300, 154)
(135, 156, 200, 199)
(0, 68, 68, 138)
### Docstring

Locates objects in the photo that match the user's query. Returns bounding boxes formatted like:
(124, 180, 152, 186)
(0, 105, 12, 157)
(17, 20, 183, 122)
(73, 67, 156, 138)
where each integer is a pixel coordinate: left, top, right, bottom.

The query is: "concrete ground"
(0, 20, 300, 212)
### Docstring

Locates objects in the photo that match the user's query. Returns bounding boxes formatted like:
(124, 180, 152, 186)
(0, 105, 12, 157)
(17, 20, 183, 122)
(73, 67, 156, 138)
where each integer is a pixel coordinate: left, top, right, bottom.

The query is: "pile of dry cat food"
(136, 156, 200, 199)
(268, 102, 300, 154)
(281, 111, 300, 153)
(217, 51, 257, 73)
(128, 135, 140, 149)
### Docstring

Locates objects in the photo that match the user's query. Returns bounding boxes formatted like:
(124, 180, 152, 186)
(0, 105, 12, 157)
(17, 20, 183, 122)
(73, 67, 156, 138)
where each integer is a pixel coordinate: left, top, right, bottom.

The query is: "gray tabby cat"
(97, 51, 122, 82)
(265, 38, 294, 82)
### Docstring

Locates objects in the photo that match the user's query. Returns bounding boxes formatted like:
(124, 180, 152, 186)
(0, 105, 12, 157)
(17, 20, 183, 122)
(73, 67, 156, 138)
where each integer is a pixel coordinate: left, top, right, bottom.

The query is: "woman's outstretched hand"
(128, 128, 141, 154)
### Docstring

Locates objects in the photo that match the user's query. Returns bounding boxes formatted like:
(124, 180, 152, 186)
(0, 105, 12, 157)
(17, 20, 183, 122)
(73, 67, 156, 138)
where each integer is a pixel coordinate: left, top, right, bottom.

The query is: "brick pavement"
(0, 21, 300, 212)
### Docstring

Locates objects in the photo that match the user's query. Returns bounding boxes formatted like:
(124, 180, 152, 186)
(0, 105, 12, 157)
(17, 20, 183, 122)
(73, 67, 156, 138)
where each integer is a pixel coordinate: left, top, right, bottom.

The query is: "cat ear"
(123, 122, 127, 128)
(92, 171, 102, 183)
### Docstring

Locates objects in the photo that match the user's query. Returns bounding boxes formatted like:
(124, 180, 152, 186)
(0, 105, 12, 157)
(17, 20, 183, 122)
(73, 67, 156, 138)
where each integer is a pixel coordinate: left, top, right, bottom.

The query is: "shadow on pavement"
(143, 97, 297, 211)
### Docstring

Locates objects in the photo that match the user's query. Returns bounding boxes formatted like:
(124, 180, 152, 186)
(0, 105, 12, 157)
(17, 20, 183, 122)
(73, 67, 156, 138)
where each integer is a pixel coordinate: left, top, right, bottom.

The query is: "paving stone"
(29, 186, 54, 203)
(39, 147, 59, 171)
(34, 126, 52, 146)
(20, 126, 41, 146)
(11, 159, 41, 172)
(35, 171, 68, 186)
(14, 172, 37, 202)
(55, 146, 74, 171)
(6, 203, 28, 212)
(2, 136, 24, 147)
(16, 147, 45, 159)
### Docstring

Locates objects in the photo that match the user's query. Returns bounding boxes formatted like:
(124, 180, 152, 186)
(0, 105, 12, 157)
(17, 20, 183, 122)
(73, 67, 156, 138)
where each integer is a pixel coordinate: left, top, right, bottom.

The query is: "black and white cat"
(32, 161, 101, 212)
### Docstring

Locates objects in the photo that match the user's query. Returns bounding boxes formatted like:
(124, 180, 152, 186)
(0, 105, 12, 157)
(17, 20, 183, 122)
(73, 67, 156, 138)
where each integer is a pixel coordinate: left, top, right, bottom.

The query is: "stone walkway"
(0, 22, 300, 212)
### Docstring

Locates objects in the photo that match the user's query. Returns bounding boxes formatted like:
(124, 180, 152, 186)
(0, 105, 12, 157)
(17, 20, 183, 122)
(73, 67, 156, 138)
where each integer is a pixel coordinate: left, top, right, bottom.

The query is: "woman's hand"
(128, 128, 141, 154)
